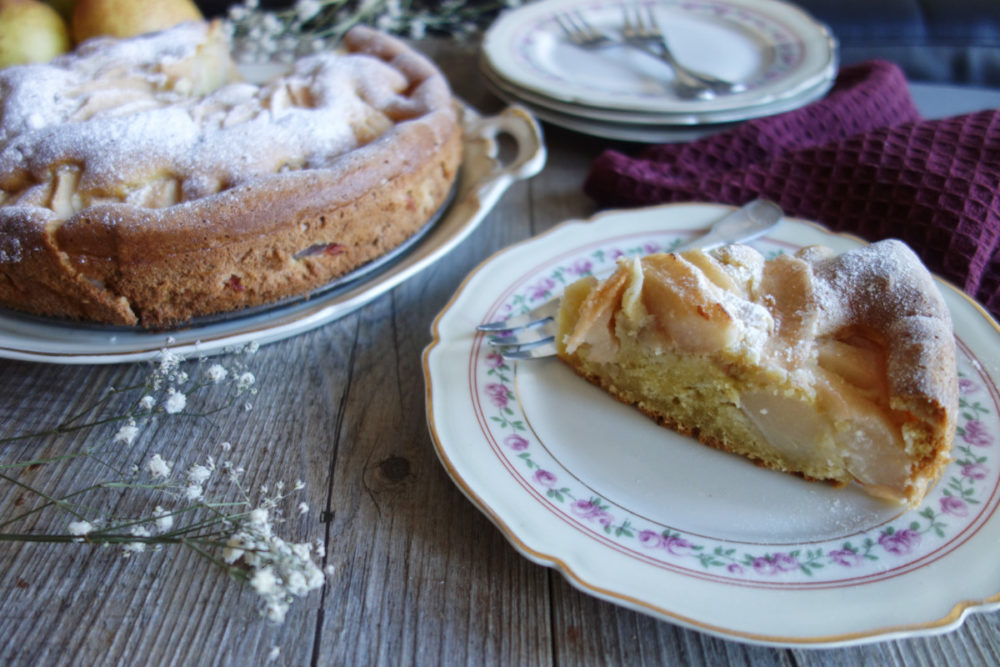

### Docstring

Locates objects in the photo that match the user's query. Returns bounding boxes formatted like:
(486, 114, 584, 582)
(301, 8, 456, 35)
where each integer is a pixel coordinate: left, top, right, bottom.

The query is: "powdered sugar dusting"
(807, 240, 956, 403)
(809, 240, 948, 327)
(0, 21, 416, 214)
(0, 236, 21, 263)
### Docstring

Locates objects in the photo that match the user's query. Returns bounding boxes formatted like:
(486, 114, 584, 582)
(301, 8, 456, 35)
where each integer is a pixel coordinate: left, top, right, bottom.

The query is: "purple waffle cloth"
(583, 60, 1000, 320)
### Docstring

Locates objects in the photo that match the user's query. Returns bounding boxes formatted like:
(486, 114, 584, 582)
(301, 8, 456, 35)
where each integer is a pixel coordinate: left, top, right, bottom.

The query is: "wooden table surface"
(2, 39, 999, 666)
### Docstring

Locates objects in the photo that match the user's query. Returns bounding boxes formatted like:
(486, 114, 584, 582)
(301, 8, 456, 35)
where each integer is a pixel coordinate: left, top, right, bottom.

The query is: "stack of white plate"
(480, 0, 838, 142)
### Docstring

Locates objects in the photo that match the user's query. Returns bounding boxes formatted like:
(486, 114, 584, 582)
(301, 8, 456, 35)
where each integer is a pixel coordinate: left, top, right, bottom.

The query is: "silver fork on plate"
(554, 10, 617, 49)
(620, 4, 746, 96)
(477, 199, 784, 360)
(555, 8, 714, 99)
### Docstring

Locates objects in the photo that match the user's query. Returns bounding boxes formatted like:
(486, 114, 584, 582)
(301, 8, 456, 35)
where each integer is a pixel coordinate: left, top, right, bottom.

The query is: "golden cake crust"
(0, 22, 462, 327)
(556, 240, 958, 507)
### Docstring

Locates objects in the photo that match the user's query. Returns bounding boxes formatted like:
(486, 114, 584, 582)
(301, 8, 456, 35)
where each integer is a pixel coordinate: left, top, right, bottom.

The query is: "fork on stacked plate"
(480, 0, 838, 142)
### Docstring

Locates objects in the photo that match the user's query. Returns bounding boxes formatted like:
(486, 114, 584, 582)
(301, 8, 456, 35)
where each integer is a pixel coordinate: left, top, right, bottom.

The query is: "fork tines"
(493, 337, 559, 360)
(479, 300, 561, 360)
(477, 298, 560, 332)
(554, 10, 608, 46)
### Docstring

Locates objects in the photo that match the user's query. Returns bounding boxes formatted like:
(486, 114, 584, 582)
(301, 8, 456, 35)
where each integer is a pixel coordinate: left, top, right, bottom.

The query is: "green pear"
(0, 0, 71, 67)
(72, 0, 202, 43)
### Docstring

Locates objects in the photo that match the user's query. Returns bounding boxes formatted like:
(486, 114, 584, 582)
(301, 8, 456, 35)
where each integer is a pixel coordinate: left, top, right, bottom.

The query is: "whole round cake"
(0, 21, 462, 327)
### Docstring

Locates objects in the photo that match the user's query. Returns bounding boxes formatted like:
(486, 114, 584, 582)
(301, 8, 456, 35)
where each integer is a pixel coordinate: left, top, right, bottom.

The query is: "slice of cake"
(555, 240, 958, 507)
(0, 21, 461, 327)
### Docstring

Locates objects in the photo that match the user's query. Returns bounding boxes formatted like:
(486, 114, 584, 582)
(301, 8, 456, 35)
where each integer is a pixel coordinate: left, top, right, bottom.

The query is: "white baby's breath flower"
(156, 349, 181, 382)
(123, 525, 151, 555)
(284, 569, 308, 596)
(222, 533, 248, 564)
(291, 542, 313, 564)
(147, 454, 172, 479)
(225, 465, 245, 484)
(249, 507, 270, 527)
(153, 506, 174, 533)
(250, 566, 279, 595)
(261, 12, 282, 33)
(187, 464, 212, 486)
(237, 372, 256, 392)
(265, 599, 291, 623)
(68, 520, 94, 536)
(216, 483, 330, 622)
(277, 35, 300, 53)
(295, 0, 321, 21)
(267, 646, 280, 663)
(228, 0, 504, 64)
(206, 364, 228, 383)
(184, 483, 204, 502)
(164, 388, 186, 414)
(220, 441, 232, 452)
(138, 395, 155, 411)
(297, 502, 309, 515)
(306, 563, 325, 590)
(113, 420, 140, 445)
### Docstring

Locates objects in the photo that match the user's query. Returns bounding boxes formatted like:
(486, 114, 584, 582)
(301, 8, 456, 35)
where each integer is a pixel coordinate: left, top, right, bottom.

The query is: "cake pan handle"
(462, 104, 547, 210)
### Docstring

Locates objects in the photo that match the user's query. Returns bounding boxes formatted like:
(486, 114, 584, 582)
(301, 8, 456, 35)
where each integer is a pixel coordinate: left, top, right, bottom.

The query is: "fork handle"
(637, 42, 726, 93)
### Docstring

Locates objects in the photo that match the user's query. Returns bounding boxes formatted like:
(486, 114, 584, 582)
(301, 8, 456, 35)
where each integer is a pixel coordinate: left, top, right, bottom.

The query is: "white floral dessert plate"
(482, 58, 833, 143)
(0, 105, 545, 364)
(423, 202, 1000, 647)
(481, 53, 834, 129)
(481, 0, 837, 120)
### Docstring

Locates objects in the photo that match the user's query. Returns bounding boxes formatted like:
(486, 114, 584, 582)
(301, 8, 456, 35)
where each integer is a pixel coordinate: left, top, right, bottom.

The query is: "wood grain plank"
(310, 241, 554, 664)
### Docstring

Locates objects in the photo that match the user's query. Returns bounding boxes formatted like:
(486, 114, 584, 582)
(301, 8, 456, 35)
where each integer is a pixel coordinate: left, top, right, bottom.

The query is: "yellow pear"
(0, 0, 71, 67)
(71, 0, 202, 43)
